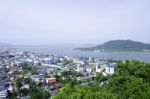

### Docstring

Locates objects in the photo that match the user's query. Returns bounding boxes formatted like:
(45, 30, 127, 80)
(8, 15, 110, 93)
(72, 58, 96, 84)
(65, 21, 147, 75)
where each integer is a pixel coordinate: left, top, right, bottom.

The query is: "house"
(96, 64, 106, 73)
(76, 64, 83, 72)
(105, 63, 116, 75)
(86, 68, 92, 73)
(0, 73, 8, 80)
(21, 84, 29, 90)
(30, 75, 44, 84)
(0, 82, 7, 99)
(76, 64, 87, 72)
(8, 84, 13, 93)
(76, 75, 95, 82)
(0, 88, 7, 99)
(46, 77, 57, 85)
(73, 58, 84, 65)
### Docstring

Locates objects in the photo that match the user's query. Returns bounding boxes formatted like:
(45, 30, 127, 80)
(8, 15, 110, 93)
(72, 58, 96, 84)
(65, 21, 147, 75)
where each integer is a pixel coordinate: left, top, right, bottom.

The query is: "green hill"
(52, 61, 150, 99)
(76, 40, 150, 51)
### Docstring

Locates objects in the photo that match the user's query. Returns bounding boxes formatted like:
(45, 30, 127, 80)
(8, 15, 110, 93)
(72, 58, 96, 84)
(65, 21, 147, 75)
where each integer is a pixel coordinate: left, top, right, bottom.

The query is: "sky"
(0, 0, 150, 45)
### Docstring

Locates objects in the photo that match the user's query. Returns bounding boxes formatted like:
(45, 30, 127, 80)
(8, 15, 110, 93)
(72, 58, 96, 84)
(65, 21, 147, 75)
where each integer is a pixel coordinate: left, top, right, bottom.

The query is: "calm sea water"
(13, 45, 150, 63)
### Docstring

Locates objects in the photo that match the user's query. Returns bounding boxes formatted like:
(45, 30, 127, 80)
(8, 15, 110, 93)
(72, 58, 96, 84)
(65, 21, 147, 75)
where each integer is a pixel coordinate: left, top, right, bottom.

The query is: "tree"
(42, 91, 50, 99)
(95, 73, 107, 82)
(16, 77, 23, 96)
(52, 61, 150, 99)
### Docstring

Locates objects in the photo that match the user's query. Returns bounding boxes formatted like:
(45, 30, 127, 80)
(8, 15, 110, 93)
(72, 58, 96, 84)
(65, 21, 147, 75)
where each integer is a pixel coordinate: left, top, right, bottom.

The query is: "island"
(75, 40, 150, 52)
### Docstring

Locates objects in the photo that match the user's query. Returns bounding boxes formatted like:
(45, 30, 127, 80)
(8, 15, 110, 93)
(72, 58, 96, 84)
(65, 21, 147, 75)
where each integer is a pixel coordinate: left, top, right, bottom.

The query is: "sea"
(2, 44, 150, 63)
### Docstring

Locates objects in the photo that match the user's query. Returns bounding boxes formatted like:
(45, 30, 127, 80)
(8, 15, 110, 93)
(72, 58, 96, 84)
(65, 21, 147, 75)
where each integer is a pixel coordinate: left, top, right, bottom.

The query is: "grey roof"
(0, 86, 5, 91)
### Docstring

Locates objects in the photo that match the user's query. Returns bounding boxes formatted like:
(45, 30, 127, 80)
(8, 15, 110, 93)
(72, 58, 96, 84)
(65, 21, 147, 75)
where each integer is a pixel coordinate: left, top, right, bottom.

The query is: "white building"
(0, 88, 7, 99)
(96, 64, 106, 73)
(73, 58, 84, 65)
(76, 64, 84, 72)
(21, 84, 29, 90)
(26, 58, 33, 62)
(30, 75, 44, 84)
(8, 85, 13, 93)
(87, 68, 92, 73)
(105, 67, 114, 74)
(105, 63, 116, 75)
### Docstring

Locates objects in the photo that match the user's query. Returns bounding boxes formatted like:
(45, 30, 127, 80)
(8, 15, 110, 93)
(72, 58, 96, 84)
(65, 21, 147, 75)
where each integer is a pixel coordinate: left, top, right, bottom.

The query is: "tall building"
(105, 63, 116, 75)
(96, 64, 106, 73)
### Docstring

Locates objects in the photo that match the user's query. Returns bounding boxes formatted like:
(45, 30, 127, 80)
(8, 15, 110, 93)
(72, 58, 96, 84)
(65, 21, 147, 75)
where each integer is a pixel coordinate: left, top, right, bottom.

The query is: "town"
(0, 48, 117, 99)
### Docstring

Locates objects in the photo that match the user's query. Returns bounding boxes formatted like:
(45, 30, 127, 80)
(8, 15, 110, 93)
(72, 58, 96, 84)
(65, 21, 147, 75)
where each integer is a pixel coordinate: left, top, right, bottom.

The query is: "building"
(76, 75, 95, 82)
(30, 75, 44, 84)
(8, 85, 13, 93)
(76, 64, 84, 72)
(96, 64, 106, 73)
(0, 89, 7, 99)
(21, 84, 29, 90)
(86, 68, 92, 73)
(105, 63, 116, 75)
(46, 77, 57, 85)
(0, 82, 7, 99)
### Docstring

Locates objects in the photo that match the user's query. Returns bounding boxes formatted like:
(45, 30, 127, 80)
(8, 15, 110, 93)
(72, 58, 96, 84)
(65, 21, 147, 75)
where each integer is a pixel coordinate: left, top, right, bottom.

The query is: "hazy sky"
(0, 0, 150, 45)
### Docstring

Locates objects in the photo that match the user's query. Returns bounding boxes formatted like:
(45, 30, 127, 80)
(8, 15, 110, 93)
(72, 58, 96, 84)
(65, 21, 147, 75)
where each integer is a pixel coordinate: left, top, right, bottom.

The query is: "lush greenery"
(22, 64, 36, 75)
(52, 61, 150, 99)
(16, 77, 50, 99)
(95, 73, 108, 82)
(14, 64, 51, 99)
(54, 70, 84, 86)
(61, 70, 84, 77)
(29, 81, 50, 99)
(76, 40, 150, 51)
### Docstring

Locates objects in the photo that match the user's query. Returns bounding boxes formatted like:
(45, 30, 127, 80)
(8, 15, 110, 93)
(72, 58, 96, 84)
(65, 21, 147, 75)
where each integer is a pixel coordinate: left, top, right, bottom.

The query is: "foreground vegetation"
(52, 61, 150, 99)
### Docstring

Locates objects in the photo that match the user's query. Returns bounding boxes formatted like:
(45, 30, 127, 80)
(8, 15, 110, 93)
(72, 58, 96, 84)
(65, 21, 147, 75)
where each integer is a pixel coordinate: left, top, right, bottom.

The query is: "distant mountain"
(82, 44, 96, 47)
(75, 40, 150, 52)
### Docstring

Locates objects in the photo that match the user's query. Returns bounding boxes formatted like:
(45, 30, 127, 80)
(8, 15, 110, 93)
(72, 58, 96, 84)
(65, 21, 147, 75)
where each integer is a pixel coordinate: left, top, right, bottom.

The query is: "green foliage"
(56, 70, 84, 85)
(29, 81, 50, 99)
(8, 93, 17, 99)
(20, 89, 29, 96)
(22, 64, 36, 75)
(95, 73, 107, 82)
(61, 70, 83, 77)
(42, 91, 50, 99)
(106, 61, 150, 99)
(16, 77, 23, 91)
(52, 83, 116, 99)
(62, 60, 73, 65)
(52, 61, 150, 99)
(29, 82, 42, 99)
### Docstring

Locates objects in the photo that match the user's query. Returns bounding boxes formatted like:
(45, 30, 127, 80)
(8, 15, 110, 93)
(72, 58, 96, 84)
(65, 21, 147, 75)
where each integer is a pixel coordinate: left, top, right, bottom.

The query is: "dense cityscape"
(1, 48, 150, 99)
(0, 48, 117, 99)
(1, 0, 150, 99)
